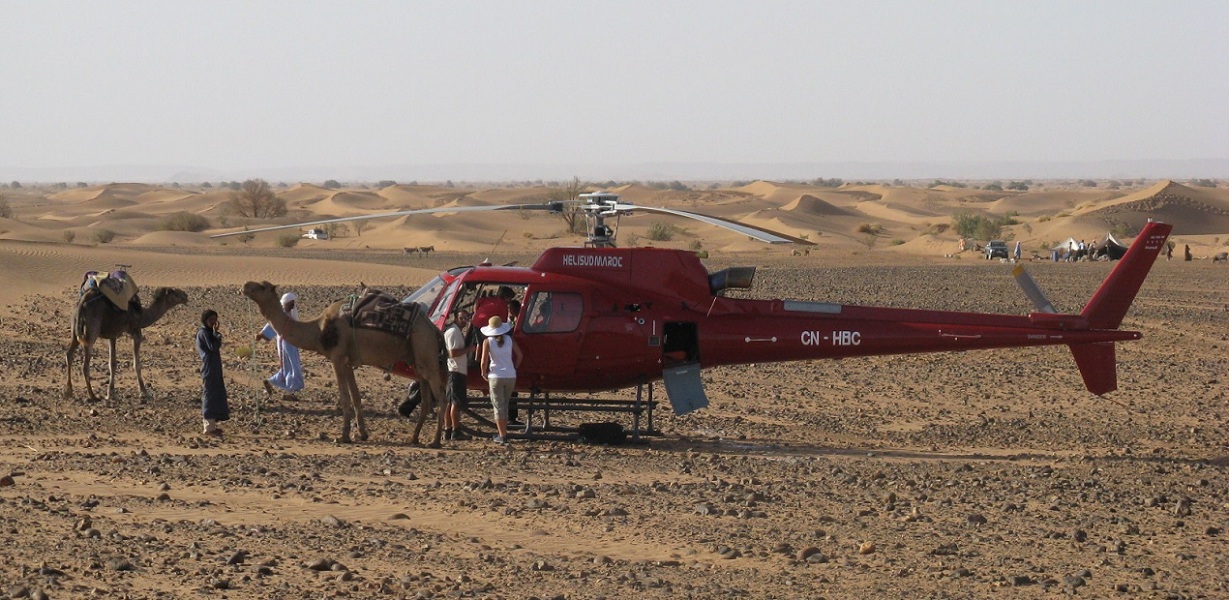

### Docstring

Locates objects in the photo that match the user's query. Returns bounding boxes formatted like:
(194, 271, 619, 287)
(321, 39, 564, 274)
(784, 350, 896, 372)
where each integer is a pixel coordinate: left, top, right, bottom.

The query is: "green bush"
(92, 229, 116, 244)
(647, 222, 674, 241)
(276, 233, 300, 248)
(62, 230, 76, 243)
(158, 211, 210, 232)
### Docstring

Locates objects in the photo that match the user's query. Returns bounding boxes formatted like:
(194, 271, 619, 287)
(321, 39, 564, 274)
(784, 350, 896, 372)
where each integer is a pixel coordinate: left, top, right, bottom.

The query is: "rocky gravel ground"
(1, 255, 1227, 599)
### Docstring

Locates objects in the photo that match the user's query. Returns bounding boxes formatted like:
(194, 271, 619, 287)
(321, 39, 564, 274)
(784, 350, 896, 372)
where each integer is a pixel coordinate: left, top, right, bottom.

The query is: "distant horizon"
(3, 158, 1227, 186)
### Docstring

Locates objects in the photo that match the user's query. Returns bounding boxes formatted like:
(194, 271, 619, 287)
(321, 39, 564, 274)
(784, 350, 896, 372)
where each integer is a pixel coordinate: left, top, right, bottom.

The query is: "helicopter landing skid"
(457, 383, 660, 443)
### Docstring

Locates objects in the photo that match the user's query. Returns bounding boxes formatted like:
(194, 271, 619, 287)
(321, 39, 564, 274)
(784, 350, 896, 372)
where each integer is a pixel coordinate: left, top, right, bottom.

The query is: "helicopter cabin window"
(522, 291, 582, 334)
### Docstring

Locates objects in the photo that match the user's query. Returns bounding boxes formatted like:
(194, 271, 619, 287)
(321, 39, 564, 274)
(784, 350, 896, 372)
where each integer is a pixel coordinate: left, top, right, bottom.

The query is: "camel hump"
(80, 270, 138, 309)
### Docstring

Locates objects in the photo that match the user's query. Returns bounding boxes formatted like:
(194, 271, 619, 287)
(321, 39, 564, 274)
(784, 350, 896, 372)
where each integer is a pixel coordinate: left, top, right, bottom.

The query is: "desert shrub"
(226, 179, 286, 218)
(92, 229, 115, 244)
(811, 177, 844, 188)
(276, 233, 300, 247)
(647, 221, 674, 241)
(322, 179, 342, 190)
(857, 223, 884, 236)
(377, 180, 397, 188)
(0, 196, 10, 218)
(62, 230, 76, 243)
(158, 211, 210, 232)
(688, 239, 703, 251)
(951, 211, 1015, 240)
(1191, 178, 1218, 188)
(1111, 222, 1139, 238)
(237, 232, 255, 244)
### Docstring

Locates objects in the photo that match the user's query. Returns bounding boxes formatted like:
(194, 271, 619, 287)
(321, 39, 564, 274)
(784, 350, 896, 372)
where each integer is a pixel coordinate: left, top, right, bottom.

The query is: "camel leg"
(331, 362, 355, 443)
(81, 341, 100, 402)
(429, 374, 446, 447)
(346, 370, 369, 442)
(64, 337, 79, 401)
(106, 337, 119, 402)
(410, 360, 446, 448)
(410, 378, 429, 446)
(133, 332, 151, 402)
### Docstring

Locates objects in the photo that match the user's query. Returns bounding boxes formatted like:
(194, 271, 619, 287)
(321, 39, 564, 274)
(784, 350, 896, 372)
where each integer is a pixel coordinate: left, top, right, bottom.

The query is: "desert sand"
(0, 179, 1227, 599)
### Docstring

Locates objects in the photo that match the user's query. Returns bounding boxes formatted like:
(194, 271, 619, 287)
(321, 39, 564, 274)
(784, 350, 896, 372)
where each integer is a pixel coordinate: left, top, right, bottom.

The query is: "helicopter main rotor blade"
(1012, 264, 1058, 313)
(209, 202, 564, 238)
(627, 205, 816, 245)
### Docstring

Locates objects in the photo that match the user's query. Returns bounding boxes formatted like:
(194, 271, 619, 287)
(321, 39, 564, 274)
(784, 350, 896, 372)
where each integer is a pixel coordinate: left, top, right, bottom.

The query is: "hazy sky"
(2, 1, 1226, 180)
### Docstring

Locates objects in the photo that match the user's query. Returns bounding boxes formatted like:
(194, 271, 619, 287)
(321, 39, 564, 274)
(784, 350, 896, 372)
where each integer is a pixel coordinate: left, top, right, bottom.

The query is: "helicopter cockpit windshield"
(403, 266, 471, 318)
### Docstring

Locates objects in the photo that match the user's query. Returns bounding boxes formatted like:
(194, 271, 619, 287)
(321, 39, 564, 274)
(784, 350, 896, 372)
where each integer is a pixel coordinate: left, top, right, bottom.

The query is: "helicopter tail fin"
(1069, 342, 1117, 395)
(1079, 221, 1172, 330)
(1066, 221, 1172, 396)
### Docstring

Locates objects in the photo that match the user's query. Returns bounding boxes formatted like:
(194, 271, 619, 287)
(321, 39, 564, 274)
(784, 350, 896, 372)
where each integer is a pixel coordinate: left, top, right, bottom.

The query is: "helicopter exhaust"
(709, 267, 757, 295)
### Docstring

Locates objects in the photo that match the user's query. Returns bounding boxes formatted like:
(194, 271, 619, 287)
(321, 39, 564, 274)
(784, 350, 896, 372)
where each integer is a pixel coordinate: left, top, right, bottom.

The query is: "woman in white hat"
(479, 315, 522, 444)
(255, 291, 305, 399)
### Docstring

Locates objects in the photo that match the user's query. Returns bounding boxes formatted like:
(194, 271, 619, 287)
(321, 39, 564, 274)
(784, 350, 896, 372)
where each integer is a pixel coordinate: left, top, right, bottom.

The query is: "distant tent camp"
(1097, 232, 1129, 260)
(1051, 237, 1079, 252)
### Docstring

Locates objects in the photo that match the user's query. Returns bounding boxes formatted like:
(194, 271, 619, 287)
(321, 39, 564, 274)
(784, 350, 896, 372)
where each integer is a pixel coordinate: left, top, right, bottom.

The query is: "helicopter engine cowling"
(709, 266, 756, 295)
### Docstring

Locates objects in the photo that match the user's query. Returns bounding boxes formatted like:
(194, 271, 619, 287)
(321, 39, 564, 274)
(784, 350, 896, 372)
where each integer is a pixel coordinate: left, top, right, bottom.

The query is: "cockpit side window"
(522, 291, 583, 334)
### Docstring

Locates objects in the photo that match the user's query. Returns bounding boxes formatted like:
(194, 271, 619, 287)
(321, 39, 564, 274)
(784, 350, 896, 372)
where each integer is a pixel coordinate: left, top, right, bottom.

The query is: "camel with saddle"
(64, 270, 189, 402)
(242, 281, 447, 445)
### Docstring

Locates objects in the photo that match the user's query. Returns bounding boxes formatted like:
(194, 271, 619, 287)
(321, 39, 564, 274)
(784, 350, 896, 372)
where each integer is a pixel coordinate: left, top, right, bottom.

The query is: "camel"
(241, 281, 447, 446)
(64, 286, 190, 402)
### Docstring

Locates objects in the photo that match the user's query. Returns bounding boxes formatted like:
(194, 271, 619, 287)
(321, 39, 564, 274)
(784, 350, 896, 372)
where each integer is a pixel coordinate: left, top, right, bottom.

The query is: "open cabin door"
(661, 322, 708, 415)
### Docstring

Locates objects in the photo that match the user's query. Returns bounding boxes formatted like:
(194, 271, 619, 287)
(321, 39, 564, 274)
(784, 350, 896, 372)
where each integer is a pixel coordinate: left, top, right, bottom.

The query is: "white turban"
(280, 292, 299, 319)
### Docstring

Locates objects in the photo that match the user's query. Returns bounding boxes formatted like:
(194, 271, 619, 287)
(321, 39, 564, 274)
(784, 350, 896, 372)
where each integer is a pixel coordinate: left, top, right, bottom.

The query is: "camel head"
(242, 281, 278, 303)
(151, 287, 190, 308)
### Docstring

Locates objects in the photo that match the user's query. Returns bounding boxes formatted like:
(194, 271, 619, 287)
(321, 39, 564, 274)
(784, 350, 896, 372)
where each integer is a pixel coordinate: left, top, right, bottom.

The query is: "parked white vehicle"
(302, 228, 329, 240)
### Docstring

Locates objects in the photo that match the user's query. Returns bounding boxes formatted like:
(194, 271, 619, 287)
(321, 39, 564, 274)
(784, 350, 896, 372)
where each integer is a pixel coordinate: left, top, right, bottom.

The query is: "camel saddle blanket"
(343, 289, 421, 337)
(79, 270, 138, 310)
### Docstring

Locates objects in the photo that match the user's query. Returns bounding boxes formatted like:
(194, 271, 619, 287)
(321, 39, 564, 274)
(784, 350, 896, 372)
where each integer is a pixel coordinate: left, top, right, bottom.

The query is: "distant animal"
(1213, 252, 1228, 264)
(242, 281, 447, 446)
(65, 284, 190, 402)
(403, 246, 435, 256)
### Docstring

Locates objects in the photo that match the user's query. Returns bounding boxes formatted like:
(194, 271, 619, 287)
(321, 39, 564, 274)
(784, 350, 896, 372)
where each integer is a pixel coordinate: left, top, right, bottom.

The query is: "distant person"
(255, 292, 304, 400)
(196, 309, 229, 437)
(442, 309, 472, 441)
(506, 299, 522, 328)
(473, 286, 515, 334)
(1184, 244, 1192, 261)
(1166, 242, 1174, 261)
(1013, 241, 1022, 262)
(479, 316, 522, 445)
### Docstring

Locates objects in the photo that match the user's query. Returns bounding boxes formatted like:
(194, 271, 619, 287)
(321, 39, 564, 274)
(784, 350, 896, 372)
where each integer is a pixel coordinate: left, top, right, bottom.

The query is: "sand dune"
(781, 194, 853, 216)
(6, 178, 1229, 259)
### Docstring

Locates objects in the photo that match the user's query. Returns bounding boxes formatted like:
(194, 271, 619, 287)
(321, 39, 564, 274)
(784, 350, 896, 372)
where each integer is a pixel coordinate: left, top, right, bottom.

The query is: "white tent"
(1051, 237, 1079, 251)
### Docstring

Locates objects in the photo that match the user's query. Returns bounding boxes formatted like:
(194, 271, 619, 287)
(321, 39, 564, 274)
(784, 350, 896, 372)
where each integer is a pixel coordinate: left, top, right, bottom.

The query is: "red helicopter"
(215, 192, 1172, 419)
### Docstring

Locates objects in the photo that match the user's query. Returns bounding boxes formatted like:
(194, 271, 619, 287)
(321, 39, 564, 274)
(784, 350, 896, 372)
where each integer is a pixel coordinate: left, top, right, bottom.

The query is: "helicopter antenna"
(489, 228, 508, 256)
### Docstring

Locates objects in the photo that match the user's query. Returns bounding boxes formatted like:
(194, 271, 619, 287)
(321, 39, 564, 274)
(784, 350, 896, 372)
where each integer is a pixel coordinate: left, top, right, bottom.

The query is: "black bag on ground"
(577, 422, 626, 445)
